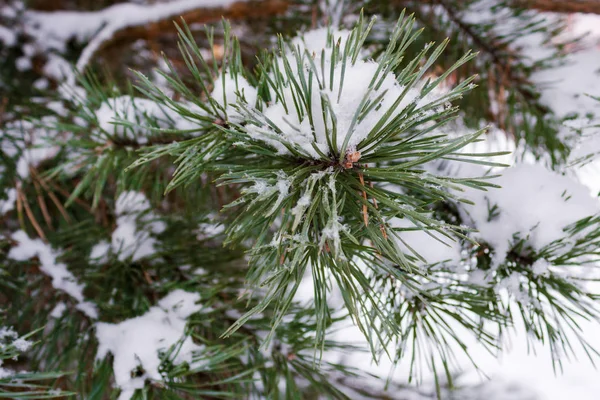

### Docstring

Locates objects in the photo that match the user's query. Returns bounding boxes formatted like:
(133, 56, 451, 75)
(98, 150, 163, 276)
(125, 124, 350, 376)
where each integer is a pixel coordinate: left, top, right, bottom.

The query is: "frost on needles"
(130, 13, 600, 381)
(134, 14, 506, 359)
(3, 6, 600, 399)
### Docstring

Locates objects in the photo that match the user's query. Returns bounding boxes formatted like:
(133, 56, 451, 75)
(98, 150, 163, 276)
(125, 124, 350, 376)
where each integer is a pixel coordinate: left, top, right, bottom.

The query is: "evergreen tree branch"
(431, 0, 551, 116)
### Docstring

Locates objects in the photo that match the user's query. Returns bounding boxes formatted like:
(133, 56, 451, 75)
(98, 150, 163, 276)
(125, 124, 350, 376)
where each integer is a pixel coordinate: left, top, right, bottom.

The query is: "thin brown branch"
(0, 97, 7, 126)
(32, 176, 53, 230)
(369, 181, 388, 240)
(75, 0, 288, 73)
(44, 178, 93, 213)
(16, 184, 26, 230)
(17, 187, 48, 243)
(358, 172, 369, 227)
(512, 0, 600, 15)
(30, 168, 73, 223)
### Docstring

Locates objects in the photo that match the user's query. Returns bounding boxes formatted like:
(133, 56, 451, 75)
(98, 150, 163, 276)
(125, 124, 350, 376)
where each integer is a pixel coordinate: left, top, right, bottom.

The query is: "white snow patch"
(8, 230, 98, 319)
(533, 13, 600, 119)
(0, 326, 33, 380)
(24, 0, 245, 72)
(95, 290, 203, 400)
(460, 163, 599, 266)
(0, 25, 16, 47)
(4, 118, 62, 179)
(244, 28, 440, 159)
(211, 73, 257, 122)
(49, 302, 67, 319)
(389, 217, 462, 266)
(531, 259, 551, 277)
(95, 95, 201, 144)
(0, 188, 17, 215)
(90, 191, 165, 263)
(196, 222, 224, 240)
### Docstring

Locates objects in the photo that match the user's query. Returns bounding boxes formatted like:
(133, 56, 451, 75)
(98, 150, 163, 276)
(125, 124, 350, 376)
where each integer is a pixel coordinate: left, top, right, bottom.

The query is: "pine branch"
(3, 1, 600, 398)
(0, 327, 74, 398)
(432, 0, 551, 116)
(374, 0, 571, 161)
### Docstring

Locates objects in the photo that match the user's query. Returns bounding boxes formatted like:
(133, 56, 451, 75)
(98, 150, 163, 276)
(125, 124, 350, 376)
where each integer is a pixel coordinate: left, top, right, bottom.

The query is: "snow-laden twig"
(24, 0, 288, 83)
(73, 0, 242, 74)
(8, 231, 98, 319)
(95, 290, 203, 400)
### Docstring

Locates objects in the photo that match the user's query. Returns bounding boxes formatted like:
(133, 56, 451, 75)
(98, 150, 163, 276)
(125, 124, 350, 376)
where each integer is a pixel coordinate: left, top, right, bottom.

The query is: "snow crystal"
(320, 218, 347, 255)
(95, 290, 204, 400)
(0, 327, 17, 341)
(11, 337, 32, 352)
(496, 273, 538, 306)
(196, 222, 225, 240)
(290, 182, 316, 230)
(90, 191, 165, 263)
(242, 171, 292, 217)
(0, 326, 32, 379)
(0, 326, 29, 348)
(8, 230, 98, 319)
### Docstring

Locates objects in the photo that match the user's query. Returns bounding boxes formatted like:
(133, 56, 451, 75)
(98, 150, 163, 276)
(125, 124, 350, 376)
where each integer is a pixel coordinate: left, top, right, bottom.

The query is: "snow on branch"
(90, 191, 166, 263)
(8, 230, 98, 319)
(24, 0, 288, 77)
(95, 290, 203, 400)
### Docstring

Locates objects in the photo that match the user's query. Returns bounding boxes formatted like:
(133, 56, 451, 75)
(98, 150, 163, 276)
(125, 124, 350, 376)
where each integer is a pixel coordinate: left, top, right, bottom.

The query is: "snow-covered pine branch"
(2, 0, 600, 398)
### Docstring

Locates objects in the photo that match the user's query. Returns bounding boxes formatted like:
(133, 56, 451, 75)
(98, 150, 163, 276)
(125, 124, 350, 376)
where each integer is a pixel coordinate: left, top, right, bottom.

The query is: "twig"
(358, 172, 369, 227)
(31, 175, 53, 230)
(16, 184, 26, 230)
(30, 168, 73, 224)
(369, 181, 388, 240)
(0, 97, 7, 126)
(17, 187, 48, 243)
(44, 179, 93, 213)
